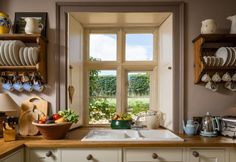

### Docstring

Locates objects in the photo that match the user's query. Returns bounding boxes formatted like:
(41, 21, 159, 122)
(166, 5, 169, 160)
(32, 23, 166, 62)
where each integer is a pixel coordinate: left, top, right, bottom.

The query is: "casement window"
(83, 28, 158, 125)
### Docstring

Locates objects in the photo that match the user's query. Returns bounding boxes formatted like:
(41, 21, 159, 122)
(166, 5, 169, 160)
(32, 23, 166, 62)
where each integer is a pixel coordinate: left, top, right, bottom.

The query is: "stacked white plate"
(0, 40, 39, 66)
(215, 47, 236, 67)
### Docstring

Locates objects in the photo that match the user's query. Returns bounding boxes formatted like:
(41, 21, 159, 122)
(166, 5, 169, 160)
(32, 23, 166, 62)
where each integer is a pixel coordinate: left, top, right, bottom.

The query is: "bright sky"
(89, 33, 153, 61)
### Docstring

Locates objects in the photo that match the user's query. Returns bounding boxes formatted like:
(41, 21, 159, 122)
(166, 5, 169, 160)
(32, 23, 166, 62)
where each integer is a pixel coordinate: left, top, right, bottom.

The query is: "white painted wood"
(67, 13, 84, 127)
(124, 148, 183, 162)
(229, 148, 236, 162)
(187, 148, 226, 162)
(26, 149, 58, 162)
(0, 148, 24, 162)
(61, 148, 122, 162)
(70, 12, 171, 27)
(158, 15, 174, 130)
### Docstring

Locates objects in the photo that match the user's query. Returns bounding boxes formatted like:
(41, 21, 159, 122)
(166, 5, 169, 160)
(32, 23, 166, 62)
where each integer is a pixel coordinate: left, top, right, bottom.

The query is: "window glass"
(125, 34, 153, 61)
(89, 70, 117, 124)
(89, 34, 117, 61)
(127, 72, 150, 119)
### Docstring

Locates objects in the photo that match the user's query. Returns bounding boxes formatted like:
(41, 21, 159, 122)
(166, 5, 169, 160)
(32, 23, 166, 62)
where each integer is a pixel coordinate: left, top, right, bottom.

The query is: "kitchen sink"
(81, 129, 184, 141)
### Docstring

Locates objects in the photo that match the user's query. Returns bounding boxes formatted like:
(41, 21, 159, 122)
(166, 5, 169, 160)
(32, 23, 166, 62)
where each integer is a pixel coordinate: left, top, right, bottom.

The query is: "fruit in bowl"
(111, 114, 133, 129)
(32, 109, 79, 140)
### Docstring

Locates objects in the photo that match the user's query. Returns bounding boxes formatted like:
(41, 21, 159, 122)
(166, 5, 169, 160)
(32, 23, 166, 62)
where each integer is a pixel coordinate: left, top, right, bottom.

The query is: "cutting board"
(19, 96, 48, 136)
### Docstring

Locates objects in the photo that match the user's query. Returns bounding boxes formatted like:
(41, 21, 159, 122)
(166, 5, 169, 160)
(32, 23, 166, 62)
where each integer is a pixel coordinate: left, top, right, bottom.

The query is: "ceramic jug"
(201, 19, 217, 34)
(183, 120, 199, 135)
(0, 12, 11, 34)
(227, 15, 236, 34)
(24, 17, 43, 34)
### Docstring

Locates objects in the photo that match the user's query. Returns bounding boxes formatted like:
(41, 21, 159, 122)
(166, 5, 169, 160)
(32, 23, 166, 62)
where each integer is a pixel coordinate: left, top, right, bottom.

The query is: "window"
(86, 29, 157, 125)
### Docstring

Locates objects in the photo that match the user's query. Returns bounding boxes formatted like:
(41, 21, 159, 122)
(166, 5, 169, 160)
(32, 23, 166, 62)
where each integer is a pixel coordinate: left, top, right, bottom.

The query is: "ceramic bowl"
(32, 122, 72, 140)
(110, 120, 132, 129)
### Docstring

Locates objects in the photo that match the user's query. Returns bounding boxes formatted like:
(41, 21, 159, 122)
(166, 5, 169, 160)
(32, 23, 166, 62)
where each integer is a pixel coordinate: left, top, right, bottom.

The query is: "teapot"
(24, 17, 44, 34)
(201, 19, 217, 34)
(227, 15, 236, 34)
(183, 120, 199, 135)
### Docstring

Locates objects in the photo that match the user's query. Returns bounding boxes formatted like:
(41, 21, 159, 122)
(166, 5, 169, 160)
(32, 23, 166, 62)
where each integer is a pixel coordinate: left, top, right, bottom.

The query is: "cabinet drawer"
(61, 148, 122, 162)
(27, 149, 58, 162)
(124, 148, 183, 162)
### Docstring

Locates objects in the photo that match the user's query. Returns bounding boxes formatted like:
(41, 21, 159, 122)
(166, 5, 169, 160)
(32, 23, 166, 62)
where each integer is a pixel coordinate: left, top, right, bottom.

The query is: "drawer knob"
(87, 154, 93, 160)
(152, 153, 159, 159)
(192, 151, 199, 157)
(46, 151, 52, 157)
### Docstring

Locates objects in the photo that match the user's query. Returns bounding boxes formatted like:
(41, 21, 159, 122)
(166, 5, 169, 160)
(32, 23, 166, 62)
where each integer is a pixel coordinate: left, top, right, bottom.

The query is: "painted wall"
(1, 0, 236, 119)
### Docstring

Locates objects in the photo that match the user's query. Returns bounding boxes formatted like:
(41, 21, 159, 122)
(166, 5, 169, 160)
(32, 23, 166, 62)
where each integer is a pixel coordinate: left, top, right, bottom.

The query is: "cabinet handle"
(45, 151, 52, 157)
(152, 153, 159, 159)
(87, 154, 93, 160)
(192, 151, 199, 157)
(168, 66, 172, 70)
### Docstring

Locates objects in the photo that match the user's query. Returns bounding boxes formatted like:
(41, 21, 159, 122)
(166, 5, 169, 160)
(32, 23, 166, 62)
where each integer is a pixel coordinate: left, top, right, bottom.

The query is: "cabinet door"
(188, 149, 225, 162)
(0, 148, 24, 162)
(26, 149, 58, 162)
(124, 148, 183, 162)
(229, 148, 236, 162)
(61, 148, 122, 162)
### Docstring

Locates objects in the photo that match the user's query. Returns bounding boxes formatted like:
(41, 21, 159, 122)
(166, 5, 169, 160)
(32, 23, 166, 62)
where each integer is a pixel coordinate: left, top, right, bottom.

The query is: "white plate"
(229, 47, 236, 66)
(23, 47, 31, 66)
(19, 47, 26, 66)
(8, 41, 18, 66)
(32, 47, 39, 65)
(0, 42, 8, 65)
(28, 47, 34, 66)
(233, 47, 236, 66)
(0, 41, 5, 65)
(225, 47, 232, 66)
(13, 40, 25, 66)
(3, 41, 13, 66)
(215, 47, 228, 66)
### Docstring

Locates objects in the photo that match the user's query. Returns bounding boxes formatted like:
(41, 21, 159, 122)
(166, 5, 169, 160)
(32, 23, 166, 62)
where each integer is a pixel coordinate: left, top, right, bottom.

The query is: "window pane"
(127, 72, 150, 119)
(125, 34, 153, 61)
(89, 70, 116, 124)
(89, 34, 117, 61)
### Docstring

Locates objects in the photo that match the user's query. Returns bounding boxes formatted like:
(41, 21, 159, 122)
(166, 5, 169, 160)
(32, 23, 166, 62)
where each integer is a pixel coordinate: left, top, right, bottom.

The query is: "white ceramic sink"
(81, 129, 184, 141)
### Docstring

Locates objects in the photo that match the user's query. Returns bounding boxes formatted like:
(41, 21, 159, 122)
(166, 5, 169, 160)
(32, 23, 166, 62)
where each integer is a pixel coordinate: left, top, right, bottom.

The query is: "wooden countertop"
(1, 128, 236, 158)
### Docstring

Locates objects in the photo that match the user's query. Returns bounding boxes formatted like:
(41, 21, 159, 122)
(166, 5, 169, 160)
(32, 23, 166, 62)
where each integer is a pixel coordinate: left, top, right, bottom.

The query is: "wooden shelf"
(0, 34, 47, 82)
(193, 34, 236, 84)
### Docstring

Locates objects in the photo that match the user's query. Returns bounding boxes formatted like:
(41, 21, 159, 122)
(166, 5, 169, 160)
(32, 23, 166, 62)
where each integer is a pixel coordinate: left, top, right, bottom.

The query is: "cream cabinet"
(123, 148, 183, 162)
(187, 148, 226, 162)
(26, 149, 58, 162)
(229, 148, 236, 162)
(0, 148, 24, 162)
(61, 148, 122, 162)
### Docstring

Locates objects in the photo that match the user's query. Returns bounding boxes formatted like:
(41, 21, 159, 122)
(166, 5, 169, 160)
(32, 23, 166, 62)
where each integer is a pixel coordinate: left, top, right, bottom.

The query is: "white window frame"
(83, 27, 159, 125)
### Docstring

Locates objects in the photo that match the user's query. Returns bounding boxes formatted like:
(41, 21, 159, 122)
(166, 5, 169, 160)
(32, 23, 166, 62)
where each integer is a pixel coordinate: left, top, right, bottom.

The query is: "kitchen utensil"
(28, 47, 34, 65)
(212, 72, 221, 82)
(32, 47, 39, 64)
(23, 82, 33, 92)
(32, 122, 72, 140)
(0, 12, 11, 34)
(201, 19, 217, 34)
(215, 47, 228, 66)
(12, 40, 25, 66)
(201, 73, 211, 82)
(0, 41, 8, 65)
(4, 42, 13, 66)
(205, 81, 218, 91)
(225, 47, 233, 66)
(13, 82, 23, 92)
(227, 15, 236, 34)
(232, 73, 236, 81)
(8, 41, 17, 66)
(201, 112, 220, 137)
(225, 81, 236, 91)
(24, 17, 44, 34)
(183, 120, 199, 135)
(2, 82, 14, 91)
(222, 72, 231, 82)
(19, 97, 48, 136)
(23, 47, 30, 66)
(19, 47, 26, 66)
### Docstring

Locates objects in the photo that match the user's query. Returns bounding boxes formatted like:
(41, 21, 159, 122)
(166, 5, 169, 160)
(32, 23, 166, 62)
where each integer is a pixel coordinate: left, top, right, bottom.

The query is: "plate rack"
(193, 34, 236, 84)
(0, 34, 47, 83)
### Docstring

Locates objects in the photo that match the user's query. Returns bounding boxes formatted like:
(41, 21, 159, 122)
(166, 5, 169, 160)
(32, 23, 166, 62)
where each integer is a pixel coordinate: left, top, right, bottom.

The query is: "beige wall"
(1, 0, 236, 118)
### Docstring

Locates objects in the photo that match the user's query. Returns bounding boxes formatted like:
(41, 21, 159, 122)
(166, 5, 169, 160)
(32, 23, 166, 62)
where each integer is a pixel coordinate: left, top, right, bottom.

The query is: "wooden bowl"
(32, 122, 72, 140)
